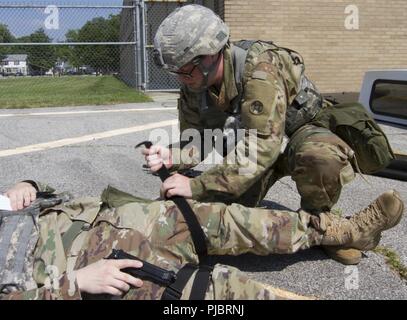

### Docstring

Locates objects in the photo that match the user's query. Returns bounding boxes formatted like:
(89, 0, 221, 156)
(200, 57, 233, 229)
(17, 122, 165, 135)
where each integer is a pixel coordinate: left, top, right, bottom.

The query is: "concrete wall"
(224, 0, 407, 93)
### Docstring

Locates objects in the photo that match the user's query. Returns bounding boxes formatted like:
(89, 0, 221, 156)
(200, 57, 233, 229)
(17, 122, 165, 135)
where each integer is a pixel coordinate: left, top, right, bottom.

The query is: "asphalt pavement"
(0, 95, 406, 300)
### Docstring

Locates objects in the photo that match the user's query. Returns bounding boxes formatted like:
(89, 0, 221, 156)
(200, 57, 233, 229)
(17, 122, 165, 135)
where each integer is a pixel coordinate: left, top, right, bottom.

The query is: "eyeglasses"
(169, 56, 203, 79)
(169, 65, 198, 79)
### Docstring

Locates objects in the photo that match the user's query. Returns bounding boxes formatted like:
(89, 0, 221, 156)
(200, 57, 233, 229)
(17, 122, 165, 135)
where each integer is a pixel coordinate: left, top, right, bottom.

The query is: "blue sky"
(0, 0, 125, 41)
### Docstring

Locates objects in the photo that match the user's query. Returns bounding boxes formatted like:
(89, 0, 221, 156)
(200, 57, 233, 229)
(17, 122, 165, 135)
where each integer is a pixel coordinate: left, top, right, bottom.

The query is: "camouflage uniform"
(0, 184, 325, 300)
(171, 41, 356, 212)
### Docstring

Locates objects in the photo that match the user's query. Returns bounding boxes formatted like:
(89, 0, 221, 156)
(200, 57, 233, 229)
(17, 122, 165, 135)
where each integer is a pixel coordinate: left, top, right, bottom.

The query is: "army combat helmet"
(153, 4, 229, 72)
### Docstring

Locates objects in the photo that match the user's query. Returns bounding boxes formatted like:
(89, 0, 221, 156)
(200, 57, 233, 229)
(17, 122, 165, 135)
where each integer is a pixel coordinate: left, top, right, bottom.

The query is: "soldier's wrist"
(59, 272, 82, 300)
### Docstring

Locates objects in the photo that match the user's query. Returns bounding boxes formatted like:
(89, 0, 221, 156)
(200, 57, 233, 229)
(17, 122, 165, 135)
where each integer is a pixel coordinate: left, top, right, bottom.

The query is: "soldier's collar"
(207, 44, 238, 111)
(222, 44, 239, 104)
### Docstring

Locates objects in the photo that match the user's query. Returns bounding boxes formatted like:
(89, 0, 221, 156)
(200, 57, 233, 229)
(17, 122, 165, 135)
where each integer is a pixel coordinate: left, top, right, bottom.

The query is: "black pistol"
(107, 249, 177, 287)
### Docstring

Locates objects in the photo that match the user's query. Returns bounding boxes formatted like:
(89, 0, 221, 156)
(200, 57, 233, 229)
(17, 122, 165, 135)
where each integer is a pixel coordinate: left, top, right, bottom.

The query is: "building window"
(370, 80, 407, 120)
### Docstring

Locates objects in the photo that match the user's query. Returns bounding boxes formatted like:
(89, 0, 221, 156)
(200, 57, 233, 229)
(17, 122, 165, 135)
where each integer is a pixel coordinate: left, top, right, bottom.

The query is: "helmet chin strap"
(188, 53, 221, 93)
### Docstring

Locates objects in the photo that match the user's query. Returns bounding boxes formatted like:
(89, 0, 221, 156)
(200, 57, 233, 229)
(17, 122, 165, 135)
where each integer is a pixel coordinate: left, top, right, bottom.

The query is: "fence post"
(133, 0, 143, 91)
(140, 0, 148, 91)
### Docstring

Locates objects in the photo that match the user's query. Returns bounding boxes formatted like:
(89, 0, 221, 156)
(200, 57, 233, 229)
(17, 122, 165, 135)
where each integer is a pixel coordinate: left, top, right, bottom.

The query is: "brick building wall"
(223, 0, 407, 93)
(193, 0, 225, 19)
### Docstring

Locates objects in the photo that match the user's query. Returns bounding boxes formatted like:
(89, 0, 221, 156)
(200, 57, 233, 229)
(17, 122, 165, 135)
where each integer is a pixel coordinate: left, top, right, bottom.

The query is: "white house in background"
(0, 54, 28, 76)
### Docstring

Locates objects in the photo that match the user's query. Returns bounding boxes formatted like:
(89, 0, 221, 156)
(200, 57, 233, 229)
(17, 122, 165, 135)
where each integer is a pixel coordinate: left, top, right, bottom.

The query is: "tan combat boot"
(319, 190, 404, 255)
(322, 247, 362, 265)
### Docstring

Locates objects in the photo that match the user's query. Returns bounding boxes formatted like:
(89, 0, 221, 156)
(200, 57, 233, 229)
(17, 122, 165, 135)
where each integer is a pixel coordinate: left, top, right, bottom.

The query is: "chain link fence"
(0, 0, 224, 106)
(144, 1, 183, 91)
(0, 3, 136, 77)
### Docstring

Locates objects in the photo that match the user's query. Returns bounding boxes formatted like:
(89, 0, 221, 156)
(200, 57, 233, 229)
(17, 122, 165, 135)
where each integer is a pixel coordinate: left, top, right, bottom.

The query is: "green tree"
(70, 14, 120, 74)
(0, 24, 14, 61)
(18, 29, 57, 75)
(57, 29, 82, 70)
(0, 24, 14, 42)
(1, 27, 58, 76)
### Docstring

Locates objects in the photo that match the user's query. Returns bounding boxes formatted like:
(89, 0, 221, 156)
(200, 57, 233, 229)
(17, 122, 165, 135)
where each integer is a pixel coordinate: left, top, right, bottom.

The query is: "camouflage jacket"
(171, 41, 306, 202)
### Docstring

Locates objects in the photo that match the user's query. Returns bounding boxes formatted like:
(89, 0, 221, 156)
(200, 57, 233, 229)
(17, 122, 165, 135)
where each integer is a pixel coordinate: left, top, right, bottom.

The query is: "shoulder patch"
(251, 70, 268, 80)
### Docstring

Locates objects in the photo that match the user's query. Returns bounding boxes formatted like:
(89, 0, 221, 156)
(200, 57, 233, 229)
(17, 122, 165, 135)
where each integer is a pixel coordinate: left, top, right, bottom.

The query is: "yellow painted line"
(264, 284, 317, 300)
(0, 119, 178, 158)
(0, 107, 176, 118)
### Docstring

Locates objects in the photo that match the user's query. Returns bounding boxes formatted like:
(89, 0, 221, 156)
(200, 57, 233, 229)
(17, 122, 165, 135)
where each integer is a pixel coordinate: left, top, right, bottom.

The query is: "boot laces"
(352, 201, 385, 232)
(326, 217, 353, 244)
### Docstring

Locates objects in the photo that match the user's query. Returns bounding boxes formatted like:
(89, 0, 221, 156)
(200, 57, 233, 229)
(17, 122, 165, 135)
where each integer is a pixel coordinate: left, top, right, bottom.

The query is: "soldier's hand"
(141, 145, 173, 172)
(5, 182, 37, 211)
(76, 259, 144, 296)
(160, 173, 192, 199)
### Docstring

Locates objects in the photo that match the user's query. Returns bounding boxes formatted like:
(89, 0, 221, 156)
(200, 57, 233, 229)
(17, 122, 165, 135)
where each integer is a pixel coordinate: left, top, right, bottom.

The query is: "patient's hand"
(76, 259, 144, 296)
(5, 182, 37, 211)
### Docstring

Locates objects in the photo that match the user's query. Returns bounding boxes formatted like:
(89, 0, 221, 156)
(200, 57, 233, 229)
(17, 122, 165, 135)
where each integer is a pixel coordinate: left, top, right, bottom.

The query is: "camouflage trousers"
(181, 202, 322, 300)
(236, 124, 356, 211)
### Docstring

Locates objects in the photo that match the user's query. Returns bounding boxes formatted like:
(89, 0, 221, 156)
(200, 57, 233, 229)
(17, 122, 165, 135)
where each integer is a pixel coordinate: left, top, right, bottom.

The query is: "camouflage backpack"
(311, 102, 395, 174)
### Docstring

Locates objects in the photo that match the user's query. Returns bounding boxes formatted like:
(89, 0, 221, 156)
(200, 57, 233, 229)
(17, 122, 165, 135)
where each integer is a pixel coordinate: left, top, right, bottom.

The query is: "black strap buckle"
(162, 285, 183, 300)
(161, 264, 197, 300)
